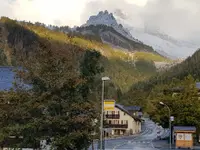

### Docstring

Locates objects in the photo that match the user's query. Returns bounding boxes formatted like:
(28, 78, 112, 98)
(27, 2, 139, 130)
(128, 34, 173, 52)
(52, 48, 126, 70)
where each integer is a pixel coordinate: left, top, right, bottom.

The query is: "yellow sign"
(104, 100, 115, 111)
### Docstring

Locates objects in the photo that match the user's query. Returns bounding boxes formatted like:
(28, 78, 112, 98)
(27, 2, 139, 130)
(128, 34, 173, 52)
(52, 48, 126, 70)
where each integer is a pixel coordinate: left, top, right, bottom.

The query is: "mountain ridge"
(79, 10, 167, 58)
(83, 10, 136, 42)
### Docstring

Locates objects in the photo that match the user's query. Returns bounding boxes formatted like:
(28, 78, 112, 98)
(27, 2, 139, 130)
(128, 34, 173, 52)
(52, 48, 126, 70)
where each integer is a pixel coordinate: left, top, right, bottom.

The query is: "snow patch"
(114, 10, 200, 58)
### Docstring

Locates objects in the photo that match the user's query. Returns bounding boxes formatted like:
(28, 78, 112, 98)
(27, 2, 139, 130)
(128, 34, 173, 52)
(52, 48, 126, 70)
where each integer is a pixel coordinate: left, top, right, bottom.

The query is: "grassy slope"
(23, 23, 168, 62)
(0, 18, 168, 93)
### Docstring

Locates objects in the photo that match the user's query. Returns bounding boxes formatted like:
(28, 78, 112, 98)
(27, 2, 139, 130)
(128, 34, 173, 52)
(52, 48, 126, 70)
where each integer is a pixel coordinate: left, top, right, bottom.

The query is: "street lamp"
(159, 101, 171, 149)
(100, 77, 110, 150)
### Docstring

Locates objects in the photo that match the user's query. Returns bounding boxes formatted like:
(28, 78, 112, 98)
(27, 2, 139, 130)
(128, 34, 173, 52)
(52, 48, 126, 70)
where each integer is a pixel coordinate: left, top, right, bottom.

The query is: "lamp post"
(100, 77, 110, 150)
(159, 101, 171, 149)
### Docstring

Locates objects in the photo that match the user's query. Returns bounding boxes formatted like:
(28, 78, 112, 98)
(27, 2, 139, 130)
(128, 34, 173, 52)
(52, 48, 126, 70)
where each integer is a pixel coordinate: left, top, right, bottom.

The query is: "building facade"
(104, 104, 142, 137)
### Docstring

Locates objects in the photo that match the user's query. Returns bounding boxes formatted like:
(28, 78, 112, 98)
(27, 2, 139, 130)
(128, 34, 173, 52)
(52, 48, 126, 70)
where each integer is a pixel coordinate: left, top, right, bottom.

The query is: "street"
(89, 118, 170, 150)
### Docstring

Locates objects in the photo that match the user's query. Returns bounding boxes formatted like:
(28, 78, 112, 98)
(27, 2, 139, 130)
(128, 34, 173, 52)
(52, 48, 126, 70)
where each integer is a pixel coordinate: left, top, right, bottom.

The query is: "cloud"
(0, 0, 147, 26)
(0, 0, 94, 26)
(0, 0, 14, 18)
(1, 0, 200, 42)
(141, 0, 200, 40)
(82, 0, 200, 41)
(81, 0, 141, 24)
(125, 0, 148, 6)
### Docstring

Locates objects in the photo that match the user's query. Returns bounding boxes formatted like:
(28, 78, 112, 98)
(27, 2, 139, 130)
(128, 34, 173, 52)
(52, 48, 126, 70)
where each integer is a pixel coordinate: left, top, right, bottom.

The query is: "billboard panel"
(104, 100, 115, 111)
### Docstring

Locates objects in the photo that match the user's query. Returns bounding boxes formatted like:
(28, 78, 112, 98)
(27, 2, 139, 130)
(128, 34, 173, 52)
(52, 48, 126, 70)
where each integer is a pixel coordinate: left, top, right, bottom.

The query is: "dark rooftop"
(124, 106, 141, 111)
(0, 66, 29, 91)
(173, 126, 196, 131)
(0, 67, 15, 90)
(115, 104, 141, 122)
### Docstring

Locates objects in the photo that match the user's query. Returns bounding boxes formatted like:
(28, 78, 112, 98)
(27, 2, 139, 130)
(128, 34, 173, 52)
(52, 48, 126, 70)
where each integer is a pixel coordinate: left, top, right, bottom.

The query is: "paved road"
(112, 119, 159, 150)
(89, 118, 168, 150)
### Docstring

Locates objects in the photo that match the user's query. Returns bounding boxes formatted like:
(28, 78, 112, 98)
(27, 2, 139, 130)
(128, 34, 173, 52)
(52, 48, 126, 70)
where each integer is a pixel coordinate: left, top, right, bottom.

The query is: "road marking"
(112, 135, 138, 150)
(150, 140, 155, 148)
(112, 142, 127, 150)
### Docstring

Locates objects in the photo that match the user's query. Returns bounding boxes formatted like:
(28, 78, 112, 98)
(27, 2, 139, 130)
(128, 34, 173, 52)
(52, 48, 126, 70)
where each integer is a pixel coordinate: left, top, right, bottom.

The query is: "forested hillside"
(0, 17, 168, 93)
(126, 48, 200, 101)
(123, 47, 200, 131)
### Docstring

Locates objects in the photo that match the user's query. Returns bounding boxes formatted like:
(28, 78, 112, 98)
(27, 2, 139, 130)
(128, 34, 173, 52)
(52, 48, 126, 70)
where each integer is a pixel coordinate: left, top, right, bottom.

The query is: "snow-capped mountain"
(129, 27, 199, 59)
(80, 10, 162, 53)
(113, 9, 199, 59)
(83, 10, 139, 43)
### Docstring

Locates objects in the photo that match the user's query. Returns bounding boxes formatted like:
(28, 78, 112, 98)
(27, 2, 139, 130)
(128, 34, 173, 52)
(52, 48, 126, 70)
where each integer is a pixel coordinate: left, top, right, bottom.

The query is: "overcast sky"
(0, 0, 147, 26)
(0, 0, 200, 41)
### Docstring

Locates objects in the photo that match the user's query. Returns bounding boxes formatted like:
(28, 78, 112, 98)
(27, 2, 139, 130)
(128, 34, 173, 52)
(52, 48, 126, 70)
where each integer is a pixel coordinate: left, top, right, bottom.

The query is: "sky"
(0, 0, 147, 26)
(0, 0, 200, 41)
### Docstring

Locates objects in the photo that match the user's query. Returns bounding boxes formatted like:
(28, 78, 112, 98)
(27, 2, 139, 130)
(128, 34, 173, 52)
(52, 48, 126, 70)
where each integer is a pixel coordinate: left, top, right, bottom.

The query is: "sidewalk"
(153, 139, 169, 149)
(153, 139, 200, 149)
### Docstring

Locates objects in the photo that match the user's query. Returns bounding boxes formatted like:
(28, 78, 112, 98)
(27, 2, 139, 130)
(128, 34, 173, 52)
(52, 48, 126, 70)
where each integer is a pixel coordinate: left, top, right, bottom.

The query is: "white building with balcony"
(104, 104, 142, 137)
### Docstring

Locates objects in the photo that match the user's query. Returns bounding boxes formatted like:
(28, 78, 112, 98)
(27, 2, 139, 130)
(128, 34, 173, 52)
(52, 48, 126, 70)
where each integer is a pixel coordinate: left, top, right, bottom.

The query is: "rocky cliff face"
(80, 11, 157, 53)
(83, 10, 136, 42)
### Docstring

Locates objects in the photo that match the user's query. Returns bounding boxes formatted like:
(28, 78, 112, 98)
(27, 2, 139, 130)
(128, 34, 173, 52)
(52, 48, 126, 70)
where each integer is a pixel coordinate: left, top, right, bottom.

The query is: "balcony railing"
(105, 114, 120, 119)
(105, 124, 128, 128)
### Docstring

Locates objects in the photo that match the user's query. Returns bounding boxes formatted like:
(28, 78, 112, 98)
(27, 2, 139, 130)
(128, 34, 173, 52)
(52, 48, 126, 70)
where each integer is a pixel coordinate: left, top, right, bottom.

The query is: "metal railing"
(106, 124, 128, 128)
(105, 114, 120, 119)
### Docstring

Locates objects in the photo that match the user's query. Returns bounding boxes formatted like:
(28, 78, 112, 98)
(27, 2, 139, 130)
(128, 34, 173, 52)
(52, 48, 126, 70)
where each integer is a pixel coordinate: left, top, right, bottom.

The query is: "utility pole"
(100, 77, 110, 150)
(159, 101, 171, 149)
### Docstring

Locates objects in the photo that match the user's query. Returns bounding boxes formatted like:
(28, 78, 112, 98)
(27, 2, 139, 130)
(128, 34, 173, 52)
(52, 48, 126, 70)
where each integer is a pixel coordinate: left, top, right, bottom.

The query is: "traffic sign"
(170, 116, 174, 121)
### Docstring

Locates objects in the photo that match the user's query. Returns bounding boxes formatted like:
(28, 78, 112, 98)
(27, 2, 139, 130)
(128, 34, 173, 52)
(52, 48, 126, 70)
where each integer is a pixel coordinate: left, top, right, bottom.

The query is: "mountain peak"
(83, 10, 136, 41)
(104, 10, 108, 14)
(86, 10, 118, 27)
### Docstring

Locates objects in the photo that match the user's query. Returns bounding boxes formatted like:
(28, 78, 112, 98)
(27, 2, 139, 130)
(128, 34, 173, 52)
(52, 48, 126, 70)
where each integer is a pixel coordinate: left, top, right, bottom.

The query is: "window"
(118, 111, 120, 114)
(112, 111, 115, 114)
(121, 120, 123, 124)
(109, 120, 111, 124)
(124, 112, 126, 116)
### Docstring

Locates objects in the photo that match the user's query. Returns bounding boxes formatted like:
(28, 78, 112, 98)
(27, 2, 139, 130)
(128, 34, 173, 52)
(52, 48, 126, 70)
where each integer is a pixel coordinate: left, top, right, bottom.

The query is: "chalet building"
(104, 104, 142, 137)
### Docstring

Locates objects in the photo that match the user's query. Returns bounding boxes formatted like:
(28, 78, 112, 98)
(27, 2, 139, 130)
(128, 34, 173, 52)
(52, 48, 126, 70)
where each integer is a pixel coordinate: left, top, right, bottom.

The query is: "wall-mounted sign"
(185, 133, 192, 141)
(104, 100, 115, 111)
(177, 133, 184, 140)
(170, 116, 174, 121)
